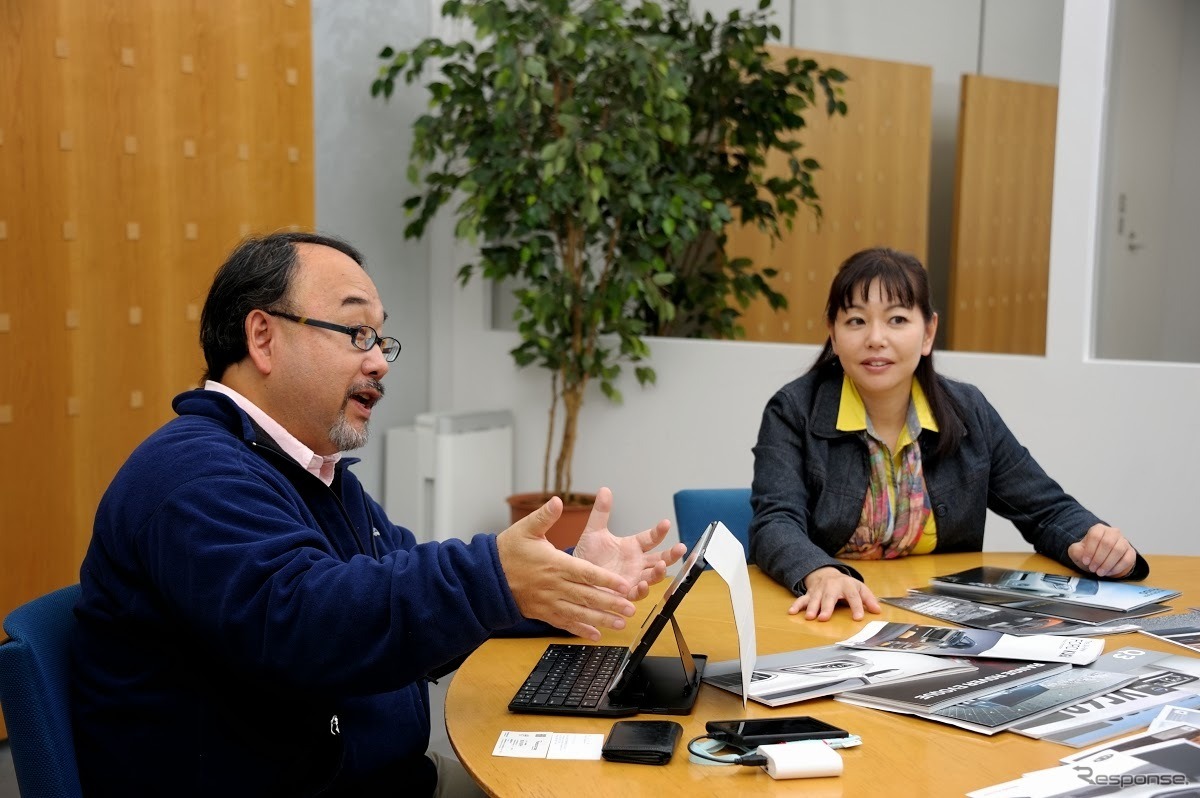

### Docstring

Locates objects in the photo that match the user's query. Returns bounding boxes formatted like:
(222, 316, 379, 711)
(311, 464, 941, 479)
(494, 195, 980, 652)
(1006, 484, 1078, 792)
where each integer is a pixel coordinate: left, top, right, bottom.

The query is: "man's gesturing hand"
(573, 487, 686, 601)
(496, 495, 636, 640)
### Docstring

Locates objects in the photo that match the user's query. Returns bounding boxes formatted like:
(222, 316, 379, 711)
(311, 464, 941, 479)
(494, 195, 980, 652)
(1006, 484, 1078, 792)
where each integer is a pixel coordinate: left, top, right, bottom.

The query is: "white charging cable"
(686, 734, 861, 773)
(686, 735, 757, 766)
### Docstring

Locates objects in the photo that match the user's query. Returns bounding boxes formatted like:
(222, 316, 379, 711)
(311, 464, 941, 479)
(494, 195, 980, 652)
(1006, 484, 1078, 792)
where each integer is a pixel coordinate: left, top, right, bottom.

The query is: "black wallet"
(601, 720, 683, 765)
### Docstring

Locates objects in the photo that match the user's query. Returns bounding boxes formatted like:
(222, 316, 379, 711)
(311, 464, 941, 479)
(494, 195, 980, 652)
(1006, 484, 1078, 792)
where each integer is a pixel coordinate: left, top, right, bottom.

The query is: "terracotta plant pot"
(506, 492, 596, 550)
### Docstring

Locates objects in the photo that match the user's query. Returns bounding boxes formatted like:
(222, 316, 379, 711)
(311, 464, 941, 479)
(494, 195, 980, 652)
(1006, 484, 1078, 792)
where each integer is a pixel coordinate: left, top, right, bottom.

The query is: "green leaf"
(375, 0, 843, 483)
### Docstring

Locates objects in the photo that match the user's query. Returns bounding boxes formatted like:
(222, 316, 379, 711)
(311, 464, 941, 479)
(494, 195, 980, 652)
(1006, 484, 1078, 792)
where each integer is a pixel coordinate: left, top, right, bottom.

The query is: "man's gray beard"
(329, 411, 368, 451)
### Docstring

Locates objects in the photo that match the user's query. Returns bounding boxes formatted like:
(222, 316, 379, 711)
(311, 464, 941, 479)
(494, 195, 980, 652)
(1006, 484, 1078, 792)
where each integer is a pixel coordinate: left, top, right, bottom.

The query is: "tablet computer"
(507, 520, 716, 716)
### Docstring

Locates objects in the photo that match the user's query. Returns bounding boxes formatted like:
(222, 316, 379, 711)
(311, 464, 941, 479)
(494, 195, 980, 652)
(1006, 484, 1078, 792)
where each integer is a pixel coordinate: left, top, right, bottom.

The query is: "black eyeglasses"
(266, 310, 401, 362)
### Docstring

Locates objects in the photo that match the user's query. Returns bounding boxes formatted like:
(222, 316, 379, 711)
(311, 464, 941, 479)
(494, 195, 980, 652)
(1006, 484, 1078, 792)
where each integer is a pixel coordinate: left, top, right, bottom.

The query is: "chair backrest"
(672, 488, 753, 564)
(0, 583, 84, 798)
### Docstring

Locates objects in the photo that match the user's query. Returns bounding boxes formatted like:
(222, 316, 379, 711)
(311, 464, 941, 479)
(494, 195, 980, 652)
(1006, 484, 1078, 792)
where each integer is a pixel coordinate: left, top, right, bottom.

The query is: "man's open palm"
(573, 488, 686, 600)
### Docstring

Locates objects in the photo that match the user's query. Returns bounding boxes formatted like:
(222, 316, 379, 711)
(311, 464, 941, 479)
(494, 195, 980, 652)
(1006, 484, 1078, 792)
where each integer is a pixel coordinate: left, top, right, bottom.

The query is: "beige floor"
(0, 674, 456, 797)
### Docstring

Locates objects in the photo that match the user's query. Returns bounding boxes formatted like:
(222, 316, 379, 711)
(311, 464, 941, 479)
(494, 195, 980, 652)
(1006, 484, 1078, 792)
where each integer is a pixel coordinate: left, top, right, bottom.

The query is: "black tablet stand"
(609, 617, 708, 715)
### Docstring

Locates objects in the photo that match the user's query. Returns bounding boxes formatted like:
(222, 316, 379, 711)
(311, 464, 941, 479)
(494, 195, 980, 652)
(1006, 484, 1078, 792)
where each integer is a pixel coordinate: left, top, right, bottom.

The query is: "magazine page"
(1062, 723, 1200, 764)
(1072, 739, 1200, 788)
(881, 594, 1139, 636)
(836, 658, 1071, 712)
(968, 743, 1200, 798)
(836, 621, 1104, 665)
(1014, 677, 1200, 748)
(967, 768, 1090, 798)
(1150, 704, 1200, 733)
(1011, 648, 1200, 746)
(701, 644, 971, 708)
(910, 585, 1172, 625)
(930, 566, 1180, 611)
(1135, 609, 1200, 654)
(930, 668, 1137, 736)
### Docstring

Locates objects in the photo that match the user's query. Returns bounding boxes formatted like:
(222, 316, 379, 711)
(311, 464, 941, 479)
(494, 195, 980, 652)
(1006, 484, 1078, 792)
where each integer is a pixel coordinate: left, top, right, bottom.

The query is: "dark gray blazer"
(749, 368, 1149, 595)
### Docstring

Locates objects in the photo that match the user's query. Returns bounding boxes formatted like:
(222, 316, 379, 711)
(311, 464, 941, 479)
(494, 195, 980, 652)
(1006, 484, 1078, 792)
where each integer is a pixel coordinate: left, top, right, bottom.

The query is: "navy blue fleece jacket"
(72, 390, 531, 797)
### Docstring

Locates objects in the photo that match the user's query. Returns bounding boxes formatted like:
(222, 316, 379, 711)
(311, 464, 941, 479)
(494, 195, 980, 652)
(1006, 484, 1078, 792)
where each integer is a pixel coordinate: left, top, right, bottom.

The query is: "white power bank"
(757, 740, 844, 779)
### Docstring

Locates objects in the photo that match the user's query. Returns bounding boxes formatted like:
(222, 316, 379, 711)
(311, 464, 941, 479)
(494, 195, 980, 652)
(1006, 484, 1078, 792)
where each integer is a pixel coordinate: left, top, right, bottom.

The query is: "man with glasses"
(72, 231, 685, 798)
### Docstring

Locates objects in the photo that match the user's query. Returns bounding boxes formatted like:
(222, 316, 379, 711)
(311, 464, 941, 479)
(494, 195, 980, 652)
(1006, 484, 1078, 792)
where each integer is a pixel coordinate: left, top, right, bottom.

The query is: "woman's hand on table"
(789, 566, 882, 622)
(1067, 523, 1137, 579)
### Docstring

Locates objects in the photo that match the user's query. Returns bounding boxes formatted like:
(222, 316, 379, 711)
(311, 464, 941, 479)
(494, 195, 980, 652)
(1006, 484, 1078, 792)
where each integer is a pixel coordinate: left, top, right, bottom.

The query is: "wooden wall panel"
(0, 5, 79, 689)
(731, 47, 933, 344)
(0, 0, 314, 733)
(948, 74, 1057, 354)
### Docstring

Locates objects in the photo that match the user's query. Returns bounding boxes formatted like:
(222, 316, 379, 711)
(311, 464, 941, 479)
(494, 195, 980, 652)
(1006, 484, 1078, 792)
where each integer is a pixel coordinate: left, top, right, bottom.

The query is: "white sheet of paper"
(967, 767, 1097, 798)
(492, 730, 553, 758)
(1148, 704, 1200, 732)
(546, 733, 604, 760)
(492, 731, 604, 760)
(702, 521, 757, 707)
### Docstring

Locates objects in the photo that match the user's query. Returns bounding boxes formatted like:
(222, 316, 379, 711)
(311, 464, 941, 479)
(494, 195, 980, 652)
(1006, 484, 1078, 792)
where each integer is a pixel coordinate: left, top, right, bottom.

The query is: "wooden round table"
(445, 552, 1199, 796)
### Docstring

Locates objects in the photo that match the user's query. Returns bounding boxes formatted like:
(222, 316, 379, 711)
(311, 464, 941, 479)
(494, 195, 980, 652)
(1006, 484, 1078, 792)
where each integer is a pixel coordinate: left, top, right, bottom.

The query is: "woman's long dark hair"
(808, 247, 965, 457)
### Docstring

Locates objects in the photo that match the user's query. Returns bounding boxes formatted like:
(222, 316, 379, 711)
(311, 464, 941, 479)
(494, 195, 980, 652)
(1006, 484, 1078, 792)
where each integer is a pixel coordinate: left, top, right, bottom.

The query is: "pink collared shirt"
(204, 381, 341, 486)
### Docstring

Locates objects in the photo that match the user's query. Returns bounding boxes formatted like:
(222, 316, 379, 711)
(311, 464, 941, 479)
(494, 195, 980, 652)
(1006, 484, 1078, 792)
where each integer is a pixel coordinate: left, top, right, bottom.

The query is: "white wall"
(790, 0, 1062, 337)
(979, 0, 1064, 84)
(1161, 0, 1200, 363)
(1094, 0, 1200, 364)
(1094, 0, 1186, 362)
(312, 0, 434, 496)
(430, 0, 1200, 557)
(313, 1, 1200, 556)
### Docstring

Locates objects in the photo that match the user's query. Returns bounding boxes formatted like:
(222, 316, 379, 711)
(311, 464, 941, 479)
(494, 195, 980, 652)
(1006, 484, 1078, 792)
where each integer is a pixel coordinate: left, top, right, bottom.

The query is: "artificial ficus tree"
(374, 0, 845, 499)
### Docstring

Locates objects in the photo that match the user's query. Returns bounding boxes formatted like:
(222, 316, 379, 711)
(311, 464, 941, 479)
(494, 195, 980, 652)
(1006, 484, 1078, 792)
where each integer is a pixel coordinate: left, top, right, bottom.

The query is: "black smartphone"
(705, 716, 849, 747)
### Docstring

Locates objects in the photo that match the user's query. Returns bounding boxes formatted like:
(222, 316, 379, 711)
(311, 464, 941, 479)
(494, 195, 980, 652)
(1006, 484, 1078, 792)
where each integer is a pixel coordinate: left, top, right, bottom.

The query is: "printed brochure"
(837, 659, 1134, 736)
(1135, 609, 1200, 654)
(931, 667, 1135, 735)
(701, 644, 971, 707)
(1011, 647, 1200, 747)
(836, 620, 1104, 665)
(836, 658, 1072, 713)
(910, 585, 1172, 625)
(970, 705, 1200, 797)
(930, 566, 1180, 612)
(881, 593, 1140, 636)
(1062, 722, 1200, 764)
(969, 741, 1200, 797)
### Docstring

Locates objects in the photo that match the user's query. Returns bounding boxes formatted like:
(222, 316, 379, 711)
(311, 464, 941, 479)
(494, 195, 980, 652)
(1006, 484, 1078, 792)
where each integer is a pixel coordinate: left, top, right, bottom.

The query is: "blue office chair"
(672, 488, 753, 564)
(0, 583, 84, 798)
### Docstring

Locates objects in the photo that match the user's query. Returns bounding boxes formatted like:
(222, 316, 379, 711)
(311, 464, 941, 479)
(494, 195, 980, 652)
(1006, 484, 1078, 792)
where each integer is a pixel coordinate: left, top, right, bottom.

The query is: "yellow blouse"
(835, 376, 939, 554)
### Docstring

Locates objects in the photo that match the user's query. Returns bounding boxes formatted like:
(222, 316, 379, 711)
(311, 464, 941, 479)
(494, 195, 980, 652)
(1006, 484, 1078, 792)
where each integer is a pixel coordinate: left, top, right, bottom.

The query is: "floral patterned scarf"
(838, 399, 932, 560)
